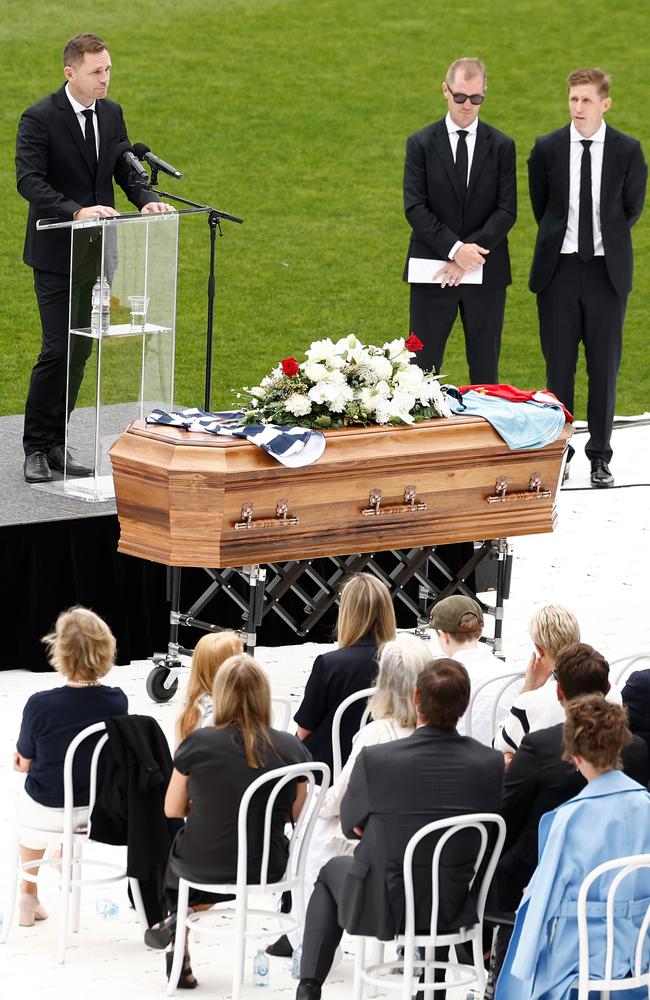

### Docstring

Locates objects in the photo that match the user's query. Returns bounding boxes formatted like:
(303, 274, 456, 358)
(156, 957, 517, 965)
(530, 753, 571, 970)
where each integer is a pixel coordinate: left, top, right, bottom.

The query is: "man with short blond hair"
(528, 67, 647, 488)
(403, 56, 516, 382)
(16, 32, 173, 484)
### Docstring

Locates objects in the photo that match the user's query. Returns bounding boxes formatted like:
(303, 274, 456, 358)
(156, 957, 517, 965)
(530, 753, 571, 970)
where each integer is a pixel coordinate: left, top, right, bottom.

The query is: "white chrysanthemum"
(394, 365, 425, 390)
(302, 360, 330, 382)
(308, 379, 354, 411)
(359, 383, 391, 414)
(390, 388, 417, 423)
(305, 338, 338, 362)
(367, 355, 393, 381)
(284, 393, 312, 417)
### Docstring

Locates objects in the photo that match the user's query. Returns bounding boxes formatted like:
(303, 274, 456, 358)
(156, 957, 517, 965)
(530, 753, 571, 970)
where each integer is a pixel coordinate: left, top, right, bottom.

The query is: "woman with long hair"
(294, 573, 396, 775)
(13, 607, 127, 927)
(496, 695, 650, 1000)
(174, 631, 243, 747)
(145, 654, 311, 989)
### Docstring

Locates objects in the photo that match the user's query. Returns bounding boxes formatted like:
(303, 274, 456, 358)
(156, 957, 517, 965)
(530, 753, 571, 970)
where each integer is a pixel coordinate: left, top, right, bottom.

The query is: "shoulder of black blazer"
(409, 117, 514, 151)
(531, 122, 642, 162)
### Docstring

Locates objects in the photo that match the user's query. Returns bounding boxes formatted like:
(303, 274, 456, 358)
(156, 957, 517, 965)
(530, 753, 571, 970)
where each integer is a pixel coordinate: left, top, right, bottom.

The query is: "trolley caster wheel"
(146, 665, 179, 703)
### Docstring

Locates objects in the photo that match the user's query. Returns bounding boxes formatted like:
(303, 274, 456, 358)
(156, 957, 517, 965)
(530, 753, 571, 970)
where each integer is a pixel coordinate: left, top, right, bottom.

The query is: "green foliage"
(1, 0, 648, 418)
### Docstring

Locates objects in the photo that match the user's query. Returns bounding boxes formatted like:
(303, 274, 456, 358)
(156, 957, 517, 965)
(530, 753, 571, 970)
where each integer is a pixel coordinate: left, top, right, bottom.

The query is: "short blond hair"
(337, 573, 397, 649)
(42, 607, 116, 681)
(567, 67, 611, 98)
(368, 634, 432, 728)
(445, 57, 487, 91)
(529, 604, 580, 660)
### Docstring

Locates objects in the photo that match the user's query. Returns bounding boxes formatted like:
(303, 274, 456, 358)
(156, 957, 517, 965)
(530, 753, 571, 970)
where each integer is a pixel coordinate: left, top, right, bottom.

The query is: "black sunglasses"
(450, 91, 485, 106)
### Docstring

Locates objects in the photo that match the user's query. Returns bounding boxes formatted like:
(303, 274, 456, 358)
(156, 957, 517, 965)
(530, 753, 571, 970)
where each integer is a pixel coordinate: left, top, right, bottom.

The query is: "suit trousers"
(409, 283, 506, 383)
(24, 269, 95, 456)
(537, 255, 626, 463)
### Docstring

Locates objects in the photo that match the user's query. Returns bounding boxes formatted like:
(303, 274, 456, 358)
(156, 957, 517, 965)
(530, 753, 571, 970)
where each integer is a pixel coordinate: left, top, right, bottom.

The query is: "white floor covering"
(0, 420, 648, 998)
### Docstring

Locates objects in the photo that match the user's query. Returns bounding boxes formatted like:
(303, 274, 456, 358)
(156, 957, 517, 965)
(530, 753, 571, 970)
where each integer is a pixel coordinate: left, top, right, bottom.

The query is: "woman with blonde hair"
(145, 653, 311, 988)
(13, 607, 127, 927)
(174, 631, 243, 746)
(294, 573, 396, 775)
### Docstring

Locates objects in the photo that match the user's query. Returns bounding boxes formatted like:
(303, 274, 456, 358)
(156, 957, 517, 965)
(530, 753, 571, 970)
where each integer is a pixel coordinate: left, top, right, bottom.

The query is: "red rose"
(405, 333, 424, 352)
(281, 357, 300, 377)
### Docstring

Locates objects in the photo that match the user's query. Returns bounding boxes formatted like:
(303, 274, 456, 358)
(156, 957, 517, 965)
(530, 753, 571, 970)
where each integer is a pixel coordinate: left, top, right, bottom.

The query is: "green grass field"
(1, 0, 648, 419)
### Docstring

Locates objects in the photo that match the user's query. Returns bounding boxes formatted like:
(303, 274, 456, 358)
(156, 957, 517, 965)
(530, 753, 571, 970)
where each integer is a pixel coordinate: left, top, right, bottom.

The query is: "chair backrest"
(61, 721, 109, 843)
(271, 696, 293, 732)
(331, 687, 377, 781)
(609, 653, 650, 687)
(465, 672, 524, 740)
(235, 761, 330, 891)
(402, 813, 506, 945)
(577, 853, 650, 1000)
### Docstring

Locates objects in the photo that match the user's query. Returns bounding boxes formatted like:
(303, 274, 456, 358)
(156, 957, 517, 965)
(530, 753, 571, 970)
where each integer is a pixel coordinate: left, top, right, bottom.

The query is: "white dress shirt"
(561, 120, 606, 256)
(446, 113, 479, 260)
(65, 83, 99, 157)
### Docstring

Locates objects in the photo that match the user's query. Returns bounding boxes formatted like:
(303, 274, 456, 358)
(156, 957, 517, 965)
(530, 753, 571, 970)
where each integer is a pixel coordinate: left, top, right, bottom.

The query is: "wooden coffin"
(109, 417, 572, 568)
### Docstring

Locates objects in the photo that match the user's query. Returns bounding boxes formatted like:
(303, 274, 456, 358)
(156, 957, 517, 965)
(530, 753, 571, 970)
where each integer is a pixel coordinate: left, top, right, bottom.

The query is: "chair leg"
(352, 937, 366, 1000)
(0, 833, 20, 944)
(231, 888, 248, 1000)
(367, 940, 383, 998)
(166, 880, 190, 997)
(471, 930, 487, 994)
(129, 877, 149, 932)
(71, 841, 83, 933)
(57, 837, 74, 964)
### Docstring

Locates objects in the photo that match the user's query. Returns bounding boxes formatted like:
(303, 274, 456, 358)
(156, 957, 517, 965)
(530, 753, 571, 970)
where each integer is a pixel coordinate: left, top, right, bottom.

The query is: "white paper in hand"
(407, 257, 483, 285)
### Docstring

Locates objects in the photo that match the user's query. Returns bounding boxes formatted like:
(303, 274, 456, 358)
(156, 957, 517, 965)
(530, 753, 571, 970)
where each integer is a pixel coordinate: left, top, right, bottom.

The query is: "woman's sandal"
(166, 949, 198, 989)
(144, 912, 177, 950)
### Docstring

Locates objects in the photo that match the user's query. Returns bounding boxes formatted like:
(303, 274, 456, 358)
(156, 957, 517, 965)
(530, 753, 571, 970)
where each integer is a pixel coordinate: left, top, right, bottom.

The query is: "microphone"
(133, 143, 183, 180)
(116, 141, 149, 182)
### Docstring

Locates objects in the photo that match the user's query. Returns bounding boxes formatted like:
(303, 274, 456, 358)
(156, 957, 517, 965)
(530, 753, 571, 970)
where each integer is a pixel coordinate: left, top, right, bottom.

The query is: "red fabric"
(458, 383, 573, 422)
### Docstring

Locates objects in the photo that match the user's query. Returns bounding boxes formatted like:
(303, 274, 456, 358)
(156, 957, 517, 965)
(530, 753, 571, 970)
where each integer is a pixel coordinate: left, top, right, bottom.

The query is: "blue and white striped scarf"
(145, 408, 326, 467)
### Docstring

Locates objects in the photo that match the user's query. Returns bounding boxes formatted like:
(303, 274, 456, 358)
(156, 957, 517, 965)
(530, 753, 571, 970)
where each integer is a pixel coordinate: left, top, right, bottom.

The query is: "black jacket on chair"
(90, 714, 182, 924)
(337, 725, 504, 940)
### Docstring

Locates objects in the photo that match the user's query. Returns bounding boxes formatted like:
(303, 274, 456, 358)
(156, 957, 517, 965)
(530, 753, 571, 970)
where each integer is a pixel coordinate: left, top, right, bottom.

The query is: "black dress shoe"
(591, 459, 614, 488)
(46, 445, 93, 478)
(296, 982, 321, 1000)
(266, 934, 293, 957)
(24, 452, 53, 483)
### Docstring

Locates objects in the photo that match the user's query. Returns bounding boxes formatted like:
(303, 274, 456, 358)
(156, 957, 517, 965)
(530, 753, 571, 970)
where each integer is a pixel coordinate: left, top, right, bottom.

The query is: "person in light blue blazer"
(496, 694, 650, 1000)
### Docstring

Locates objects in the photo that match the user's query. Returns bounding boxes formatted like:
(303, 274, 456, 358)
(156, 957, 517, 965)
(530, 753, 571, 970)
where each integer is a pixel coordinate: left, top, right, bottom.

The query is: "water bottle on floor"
(253, 947, 270, 987)
(291, 943, 302, 979)
(96, 898, 119, 919)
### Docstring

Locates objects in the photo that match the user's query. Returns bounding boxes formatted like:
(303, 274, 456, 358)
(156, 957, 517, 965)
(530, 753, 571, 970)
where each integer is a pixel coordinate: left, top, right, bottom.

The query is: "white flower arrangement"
(237, 334, 452, 429)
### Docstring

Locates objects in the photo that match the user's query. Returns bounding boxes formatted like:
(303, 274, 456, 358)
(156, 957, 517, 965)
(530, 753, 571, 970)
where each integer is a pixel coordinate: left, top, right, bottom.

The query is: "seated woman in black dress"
(13, 607, 128, 927)
(145, 653, 311, 989)
(294, 573, 396, 774)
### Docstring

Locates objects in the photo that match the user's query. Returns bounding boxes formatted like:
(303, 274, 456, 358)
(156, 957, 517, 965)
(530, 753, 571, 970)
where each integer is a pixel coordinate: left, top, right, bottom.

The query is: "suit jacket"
(16, 85, 157, 274)
(498, 722, 649, 912)
(336, 725, 504, 940)
(528, 123, 647, 297)
(496, 771, 650, 1000)
(622, 669, 650, 758)
(403, 117, 516, 288)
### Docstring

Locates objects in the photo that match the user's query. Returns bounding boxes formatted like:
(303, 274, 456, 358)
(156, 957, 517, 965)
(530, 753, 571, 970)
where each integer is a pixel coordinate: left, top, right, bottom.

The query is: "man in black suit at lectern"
(16, 32, 172, 484)
(528, 67, 646, 488)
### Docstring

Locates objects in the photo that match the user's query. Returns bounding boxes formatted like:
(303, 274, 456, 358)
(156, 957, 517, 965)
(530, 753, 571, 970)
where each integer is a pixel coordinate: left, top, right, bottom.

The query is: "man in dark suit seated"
(489, 642, 649, 987)
(295, 658, 504, 1000)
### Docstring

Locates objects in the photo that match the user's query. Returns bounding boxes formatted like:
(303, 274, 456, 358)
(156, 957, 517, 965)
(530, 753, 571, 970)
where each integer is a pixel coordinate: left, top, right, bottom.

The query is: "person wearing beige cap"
(429, 595, 500, 744)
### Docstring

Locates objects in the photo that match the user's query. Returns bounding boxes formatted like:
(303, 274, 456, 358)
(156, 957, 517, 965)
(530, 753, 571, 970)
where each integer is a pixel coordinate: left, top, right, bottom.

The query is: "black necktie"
(455, 130, 468, 200)
(81, 108, 97, 170)
(578, 139, 594, 261)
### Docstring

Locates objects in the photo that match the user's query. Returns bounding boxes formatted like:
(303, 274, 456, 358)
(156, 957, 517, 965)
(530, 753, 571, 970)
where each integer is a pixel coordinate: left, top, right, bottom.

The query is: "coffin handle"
(486, 473, 552, 504)
(234, 500, 299, 530)
(361, 485, 428, 517)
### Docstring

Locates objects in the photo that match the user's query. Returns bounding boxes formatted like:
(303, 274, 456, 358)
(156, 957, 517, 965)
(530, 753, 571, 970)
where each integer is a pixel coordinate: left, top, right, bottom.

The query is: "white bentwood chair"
(609, 653, 650, 687)
(1, 721, 147, 963)
(271, 696, 294, 731)
(575, 853, 650, 999)
(465, 671, 525, 742)
(352, 813, 506, 1000)
(331, 687, 377, 781)
(166, 760, 330, 998)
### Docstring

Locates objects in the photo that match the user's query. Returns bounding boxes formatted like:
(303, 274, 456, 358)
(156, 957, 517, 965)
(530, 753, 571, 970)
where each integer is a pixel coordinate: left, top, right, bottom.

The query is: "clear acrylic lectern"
(35, 212, 178, 501)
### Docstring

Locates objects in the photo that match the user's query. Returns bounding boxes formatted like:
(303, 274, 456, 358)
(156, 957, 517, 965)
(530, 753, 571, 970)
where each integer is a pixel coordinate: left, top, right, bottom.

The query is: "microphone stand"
(146, 166, 244, 412)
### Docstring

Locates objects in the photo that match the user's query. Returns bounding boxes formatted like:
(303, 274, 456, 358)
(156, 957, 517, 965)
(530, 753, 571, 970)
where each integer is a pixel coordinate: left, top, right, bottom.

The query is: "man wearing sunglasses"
(528, 67, 647, 489)
(403, 57, 516, 382)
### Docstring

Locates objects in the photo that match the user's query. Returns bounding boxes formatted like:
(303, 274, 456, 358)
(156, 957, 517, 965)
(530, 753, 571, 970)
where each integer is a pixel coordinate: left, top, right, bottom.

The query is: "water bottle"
(96, 897, 119, 919)
(90, 277, 111, 334)
(253, 947, 270, 987)
(291, 943, 302, 979)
